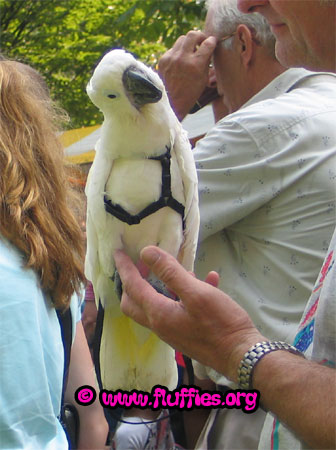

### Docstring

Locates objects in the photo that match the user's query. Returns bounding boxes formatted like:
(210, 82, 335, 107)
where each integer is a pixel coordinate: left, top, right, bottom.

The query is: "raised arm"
(158, 31, 216, 120)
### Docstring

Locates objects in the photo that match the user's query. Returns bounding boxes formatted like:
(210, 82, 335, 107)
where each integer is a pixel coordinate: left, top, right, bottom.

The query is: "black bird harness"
(104, 145, 185, 228)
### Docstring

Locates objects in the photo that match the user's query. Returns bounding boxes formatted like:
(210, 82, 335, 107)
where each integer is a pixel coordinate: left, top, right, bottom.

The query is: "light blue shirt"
(0, 237, 80, 450)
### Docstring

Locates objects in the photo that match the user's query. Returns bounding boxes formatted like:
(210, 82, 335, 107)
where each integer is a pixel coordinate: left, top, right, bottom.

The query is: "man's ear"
(236, 24, 254, 67)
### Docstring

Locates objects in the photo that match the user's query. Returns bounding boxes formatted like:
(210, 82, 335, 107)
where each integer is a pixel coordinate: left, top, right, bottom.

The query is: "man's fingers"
(170, 34, 187, 51)
(114, 249, 179, 328)
(181, 33, 217, 65)
(114, 250, 153, 309)
(136, 258, 150, 278)
(114, 250, 139, 286)
(180, 30, 207, 51)
(197, 35, 217, 58)
(205, 271, 220, 288)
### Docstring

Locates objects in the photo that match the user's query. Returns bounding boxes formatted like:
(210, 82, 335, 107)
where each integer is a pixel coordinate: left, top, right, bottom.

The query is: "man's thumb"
(140, 246, 191, 297)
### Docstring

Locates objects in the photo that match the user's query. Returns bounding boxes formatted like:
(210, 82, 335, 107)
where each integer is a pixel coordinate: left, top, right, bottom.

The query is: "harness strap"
(104, 145, 185, 228)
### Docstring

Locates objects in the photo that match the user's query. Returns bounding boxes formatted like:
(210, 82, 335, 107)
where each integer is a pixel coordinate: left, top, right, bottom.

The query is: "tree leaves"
(0, 0, 206, 127)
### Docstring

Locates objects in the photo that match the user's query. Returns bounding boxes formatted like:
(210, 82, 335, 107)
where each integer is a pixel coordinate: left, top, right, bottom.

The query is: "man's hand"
(114, 246, 263, 382)
(158, 31, 217, 120)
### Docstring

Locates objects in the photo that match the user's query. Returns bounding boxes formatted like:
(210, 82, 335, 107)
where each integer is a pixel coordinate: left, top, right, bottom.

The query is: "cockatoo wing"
(173, 122, 200, 272)
(85, 138, 118, 305)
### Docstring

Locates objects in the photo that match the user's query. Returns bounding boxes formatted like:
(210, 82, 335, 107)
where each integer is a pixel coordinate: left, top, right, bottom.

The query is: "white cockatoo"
(85, 49, 199, 392)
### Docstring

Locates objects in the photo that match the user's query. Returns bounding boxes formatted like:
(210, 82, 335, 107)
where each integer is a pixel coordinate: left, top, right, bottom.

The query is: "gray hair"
(206, 0, 276, 57)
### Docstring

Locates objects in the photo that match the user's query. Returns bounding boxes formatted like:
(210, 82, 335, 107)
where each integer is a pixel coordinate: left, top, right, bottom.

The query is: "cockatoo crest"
(87, 49, 163, 116)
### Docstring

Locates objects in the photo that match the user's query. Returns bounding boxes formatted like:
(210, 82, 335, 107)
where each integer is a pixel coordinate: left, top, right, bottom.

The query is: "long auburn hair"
(0, 60, 85, 310)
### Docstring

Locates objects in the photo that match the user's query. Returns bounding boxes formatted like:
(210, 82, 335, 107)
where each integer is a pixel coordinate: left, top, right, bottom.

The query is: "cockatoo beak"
(122, 66, 162, 108)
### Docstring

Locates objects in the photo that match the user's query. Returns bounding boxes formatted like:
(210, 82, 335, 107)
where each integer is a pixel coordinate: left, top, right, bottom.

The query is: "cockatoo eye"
(107, 94, 117, 99)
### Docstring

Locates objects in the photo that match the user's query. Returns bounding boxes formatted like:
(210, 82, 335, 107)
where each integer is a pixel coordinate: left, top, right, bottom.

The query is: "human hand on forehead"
(158, 30, 217, 120)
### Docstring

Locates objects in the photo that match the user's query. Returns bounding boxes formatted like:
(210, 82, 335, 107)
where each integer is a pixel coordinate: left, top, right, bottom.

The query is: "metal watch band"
(238, 341, 304, 390)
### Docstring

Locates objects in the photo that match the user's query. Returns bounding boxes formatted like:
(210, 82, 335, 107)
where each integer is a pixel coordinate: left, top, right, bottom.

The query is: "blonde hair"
(0, 60, 85, 310)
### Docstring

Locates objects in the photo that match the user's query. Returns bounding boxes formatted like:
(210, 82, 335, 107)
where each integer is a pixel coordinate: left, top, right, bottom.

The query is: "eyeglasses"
(209, 32, 237, 68)
(218, 31, 237, 44)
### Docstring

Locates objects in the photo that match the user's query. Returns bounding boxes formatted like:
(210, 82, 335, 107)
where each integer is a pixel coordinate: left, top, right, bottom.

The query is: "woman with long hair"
(0, 59, 108, 448)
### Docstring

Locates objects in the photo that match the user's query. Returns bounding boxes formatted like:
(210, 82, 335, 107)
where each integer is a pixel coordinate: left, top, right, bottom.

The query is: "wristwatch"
(238, 341, 305, 390)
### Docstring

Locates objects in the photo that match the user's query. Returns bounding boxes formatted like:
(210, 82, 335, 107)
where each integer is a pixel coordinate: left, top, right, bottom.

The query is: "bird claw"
(111, 269, 123, 301)
(111, 270, 176, 302)
(147, 275, 175, 299)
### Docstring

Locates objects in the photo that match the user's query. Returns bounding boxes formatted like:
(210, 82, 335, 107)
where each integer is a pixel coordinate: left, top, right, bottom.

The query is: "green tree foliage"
(0, 0, 206, 127)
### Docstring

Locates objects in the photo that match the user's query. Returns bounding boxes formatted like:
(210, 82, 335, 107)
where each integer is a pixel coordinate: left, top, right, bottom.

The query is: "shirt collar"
(242, 68, 319, 109)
